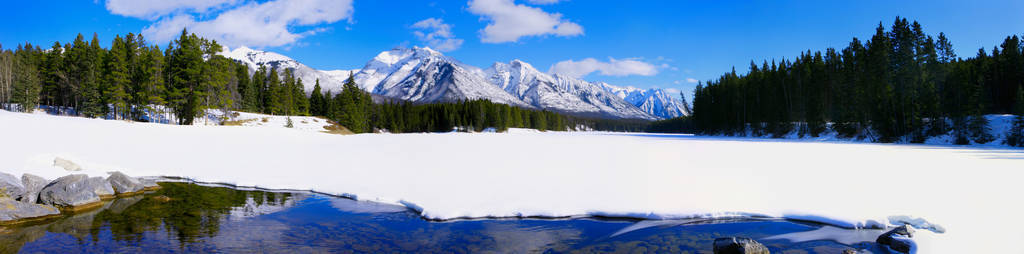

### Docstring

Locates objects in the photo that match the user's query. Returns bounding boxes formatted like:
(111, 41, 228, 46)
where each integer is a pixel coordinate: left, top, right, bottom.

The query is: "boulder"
(713, 237, 770, 254)
(106, 171, 145, 194)
(19, 174, 48, 204)
(876, 225, 916, 253)
(53, 157, 82, 171)
(86, 177, 115, 199)
(0, 172, 26, 199)
(140, 178, 160, 190)
(0, 197, 60, 224)
(38, 174, 101, 208)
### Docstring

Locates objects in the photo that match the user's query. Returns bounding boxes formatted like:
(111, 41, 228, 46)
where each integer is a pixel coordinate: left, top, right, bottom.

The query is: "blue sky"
(2, 0, 1023, 96)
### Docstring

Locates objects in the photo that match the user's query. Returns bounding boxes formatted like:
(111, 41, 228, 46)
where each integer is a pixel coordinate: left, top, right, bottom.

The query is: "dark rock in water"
(0, 172, 26, 199)
(842, 250, 857, 254)
(713, 237, 770, 254)
(0, 197, 60, 224)
(107, 172, 145, 194)
(877, 225, 916, 253)
(38, 174, 101, 208)
(85, 177, 115, 199)
(20, 174, 48, 204)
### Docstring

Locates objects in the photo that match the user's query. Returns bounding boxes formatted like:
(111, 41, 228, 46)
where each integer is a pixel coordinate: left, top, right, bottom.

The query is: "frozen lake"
(3, 111, 1023, 253)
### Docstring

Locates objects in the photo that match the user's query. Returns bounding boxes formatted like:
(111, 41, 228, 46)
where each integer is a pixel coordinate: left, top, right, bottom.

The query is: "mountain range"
(220, 46, 689, 120)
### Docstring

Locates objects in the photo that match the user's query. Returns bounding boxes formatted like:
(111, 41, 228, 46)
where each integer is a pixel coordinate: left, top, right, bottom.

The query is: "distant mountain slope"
(601, 84, 690, 119)
(353, 47, 529, 107)
(220, 46, 358, 94)
(223, 46, 688, 120)
(485, 60, 655, 120)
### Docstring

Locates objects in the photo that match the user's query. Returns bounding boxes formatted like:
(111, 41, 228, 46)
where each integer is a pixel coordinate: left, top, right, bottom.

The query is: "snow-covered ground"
(1, 110, 1022, 253)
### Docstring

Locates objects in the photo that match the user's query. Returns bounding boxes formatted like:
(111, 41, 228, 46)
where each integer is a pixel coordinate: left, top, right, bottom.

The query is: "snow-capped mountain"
(352, 47, 529, 107)
(220, 46, 358, 94)
(223, 46, 687, 120)
(601, 84, 690, 119)
(485, 60, 656, 120)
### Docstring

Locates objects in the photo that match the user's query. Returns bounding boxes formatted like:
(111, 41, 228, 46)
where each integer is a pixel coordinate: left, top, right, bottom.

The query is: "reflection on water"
(1, 182, 857, 253)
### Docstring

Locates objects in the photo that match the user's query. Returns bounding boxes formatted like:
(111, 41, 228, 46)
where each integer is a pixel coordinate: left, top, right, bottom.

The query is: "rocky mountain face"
(223, 46, 688, 120)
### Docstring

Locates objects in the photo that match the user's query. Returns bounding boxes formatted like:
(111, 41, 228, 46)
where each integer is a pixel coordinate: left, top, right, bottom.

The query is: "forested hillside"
(691, 17, 1024, 146)
(0, 30, 653, 133)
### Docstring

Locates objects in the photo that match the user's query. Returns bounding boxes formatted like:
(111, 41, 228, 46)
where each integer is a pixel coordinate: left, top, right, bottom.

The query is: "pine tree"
(294, 78, 309, 115)
(236, 64, 256, 112)
(167, 29, 205, 125)
(104, 35, 131, 119)
(267, 68, 282, 114)
(12, 45, 41, 112)
(1005, 88, 1024, 147)
(336, 73, 372, 133)
(309, 79, 324, 116)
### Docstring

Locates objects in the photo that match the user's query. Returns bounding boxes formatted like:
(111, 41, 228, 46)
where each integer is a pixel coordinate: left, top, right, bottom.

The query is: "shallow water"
(1, 182, 864, 253)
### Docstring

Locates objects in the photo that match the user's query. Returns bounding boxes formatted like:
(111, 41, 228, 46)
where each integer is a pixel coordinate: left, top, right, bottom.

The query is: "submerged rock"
(53, 157, 82, 171)
(38, 174, 101, 208)
(0, 197, 60, 224)
(20, 174, 48, 204)
(106, 172, 145, 194)
(876, 225, 916, 253)
(713, 237, 770, 254)
(0, 172, 26, 199)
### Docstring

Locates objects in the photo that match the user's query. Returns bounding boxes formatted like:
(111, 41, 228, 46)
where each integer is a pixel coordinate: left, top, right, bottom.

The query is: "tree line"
(1, 29, 662, 133)
(0, 30, 244, 125)
(690, 17, 1024, 146)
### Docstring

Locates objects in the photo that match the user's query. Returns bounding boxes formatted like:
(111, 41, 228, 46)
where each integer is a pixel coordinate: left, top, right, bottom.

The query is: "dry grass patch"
(221, 118, 259, 126)
(322, 120, 355, 135)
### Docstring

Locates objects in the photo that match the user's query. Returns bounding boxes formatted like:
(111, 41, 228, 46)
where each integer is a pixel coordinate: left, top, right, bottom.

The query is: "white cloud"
(130, 0, 354, 48)
(105, 0, 241, 20)
(685, 78, 699, 83)
(411, 18, 464, 52)
(548, 58, 659, 78)
(526, 0, 564, 4)
(467, 0, 583, 43)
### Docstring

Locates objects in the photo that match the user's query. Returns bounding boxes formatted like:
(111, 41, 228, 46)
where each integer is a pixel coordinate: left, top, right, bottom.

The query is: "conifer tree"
(104, 36, 131, 119)
(335, 73, 372, 133)
(267, 68, 282, 114)
(1006, 88, 1024, 147)
(12, 45, 41, 112)
(309, 79, 324, 116)
(167, 29, 204, 124)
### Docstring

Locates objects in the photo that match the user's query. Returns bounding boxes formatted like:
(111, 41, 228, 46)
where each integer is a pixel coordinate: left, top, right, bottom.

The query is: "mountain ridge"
(222, 46, 688, 120)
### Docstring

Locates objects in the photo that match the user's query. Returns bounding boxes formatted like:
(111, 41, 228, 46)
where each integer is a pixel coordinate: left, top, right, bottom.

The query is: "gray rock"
(20, 174, 48, 204)
(106, 171, 145, 194)
(86, 177, 115, 198)
(140, 178, 160, 189)
(713, 237, 770, 254)
(0, 172, 26, 199)
(38, 174, 101, 207)
(0, 197, 60, 224)
(877, 225, 916, 253)
(53, 157, 82, 171)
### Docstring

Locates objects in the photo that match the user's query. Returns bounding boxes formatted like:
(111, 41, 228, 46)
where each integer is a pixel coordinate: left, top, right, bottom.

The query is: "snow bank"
(728, 115, 1021, 147)
(2, 110, 1023, 253)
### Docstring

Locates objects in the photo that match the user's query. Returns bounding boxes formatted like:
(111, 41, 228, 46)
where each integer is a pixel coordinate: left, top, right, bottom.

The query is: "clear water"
(1, 182, 858, 253)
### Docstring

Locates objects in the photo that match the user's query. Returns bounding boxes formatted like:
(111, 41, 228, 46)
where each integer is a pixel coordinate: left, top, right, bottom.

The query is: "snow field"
(1, 110, 1022, 253)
